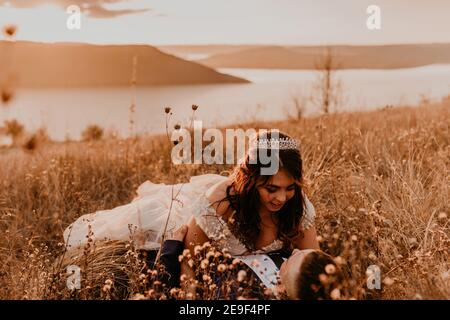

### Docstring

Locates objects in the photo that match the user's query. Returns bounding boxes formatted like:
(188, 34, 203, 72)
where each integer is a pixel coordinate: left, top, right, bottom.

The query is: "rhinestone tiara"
(251, 137, 299, 150)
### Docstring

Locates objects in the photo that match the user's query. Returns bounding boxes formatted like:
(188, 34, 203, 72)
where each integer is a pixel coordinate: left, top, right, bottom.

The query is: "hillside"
(159, 44, 450, 69)
(0, 41, 248, 87)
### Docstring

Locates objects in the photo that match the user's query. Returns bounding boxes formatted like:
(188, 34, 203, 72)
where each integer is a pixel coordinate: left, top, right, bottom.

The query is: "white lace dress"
(63, 174, 316, 255)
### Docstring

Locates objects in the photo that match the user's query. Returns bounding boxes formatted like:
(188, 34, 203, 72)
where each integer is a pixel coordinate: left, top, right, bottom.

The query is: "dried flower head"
(3, 25, 17, 38)
(200, 259, 209, 269)
(319, 273, 328, 284)
(330, 288, 341, 300)
(194, 245, 202, 255)
(131, 293, 146, 300)
(217, 264, 227, 272)
(325, 264, 336, 275)
(202, 242, 211, 250)
(334, 256, 345, 265)
(202, 274, 211, 282)
(383, 277, 394, 286)
(237, 270, 247, 282)
(1, 88, 13, 104)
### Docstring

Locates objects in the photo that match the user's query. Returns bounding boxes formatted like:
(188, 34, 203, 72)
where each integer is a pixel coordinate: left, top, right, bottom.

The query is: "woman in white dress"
(64, 130, 319, 259)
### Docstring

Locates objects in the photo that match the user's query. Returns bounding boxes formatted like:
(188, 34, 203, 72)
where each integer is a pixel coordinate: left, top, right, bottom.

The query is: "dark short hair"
(295, 250, 342, 300)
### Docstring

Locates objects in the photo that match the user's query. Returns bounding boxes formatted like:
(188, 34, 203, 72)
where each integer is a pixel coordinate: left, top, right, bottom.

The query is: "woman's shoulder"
(189, 175, 233, 218)
(190, 176, 248, 254)
(301, 192, 316, 230)
(205, 177, 234, 218)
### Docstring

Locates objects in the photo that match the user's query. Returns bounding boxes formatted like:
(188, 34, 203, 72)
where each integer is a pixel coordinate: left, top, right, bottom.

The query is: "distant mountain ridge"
(0, 41, 248, 88)
(159, 44, 450, 70)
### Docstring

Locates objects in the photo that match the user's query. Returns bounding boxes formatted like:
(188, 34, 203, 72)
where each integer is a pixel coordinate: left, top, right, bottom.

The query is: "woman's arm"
(158, 225, 188, 288)
(183, 217, 211, 253)
(180, 217, 211, 297)
(180, 180, 231, 295)
(293, 193, 320, 250)
(294, 225, 320, 250)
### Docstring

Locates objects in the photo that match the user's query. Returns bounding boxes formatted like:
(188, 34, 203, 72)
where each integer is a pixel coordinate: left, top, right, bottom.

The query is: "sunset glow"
(1, 0, 450, 45)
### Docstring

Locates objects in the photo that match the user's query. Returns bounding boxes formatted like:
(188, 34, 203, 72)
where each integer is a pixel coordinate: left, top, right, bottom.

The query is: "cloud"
(85, 4, 151, 18)
(0, 0, 152, 18)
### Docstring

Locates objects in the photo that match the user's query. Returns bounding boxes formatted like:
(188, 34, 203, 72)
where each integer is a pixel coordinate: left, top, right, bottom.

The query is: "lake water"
(1, 64, 449, 141)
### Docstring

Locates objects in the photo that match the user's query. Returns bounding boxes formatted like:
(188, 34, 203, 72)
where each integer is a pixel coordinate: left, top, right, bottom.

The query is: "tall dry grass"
(0, 102, 448, 299)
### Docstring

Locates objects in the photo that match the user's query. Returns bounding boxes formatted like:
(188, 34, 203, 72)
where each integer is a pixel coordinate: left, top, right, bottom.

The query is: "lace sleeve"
(190, 195, 247, 255)
(191, 195, 230, 242)
(301, 194, 316, 230)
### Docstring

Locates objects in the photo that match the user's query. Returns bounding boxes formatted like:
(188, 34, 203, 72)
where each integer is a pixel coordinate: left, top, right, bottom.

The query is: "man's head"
(279, 249, 341, 300)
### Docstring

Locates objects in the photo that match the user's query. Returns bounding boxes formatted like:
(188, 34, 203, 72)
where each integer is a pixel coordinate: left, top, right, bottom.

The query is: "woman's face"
(257, 168, 297, 213)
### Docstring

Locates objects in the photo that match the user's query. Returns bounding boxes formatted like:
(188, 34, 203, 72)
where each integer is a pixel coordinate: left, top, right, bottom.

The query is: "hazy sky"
(1, 0, 449, 45)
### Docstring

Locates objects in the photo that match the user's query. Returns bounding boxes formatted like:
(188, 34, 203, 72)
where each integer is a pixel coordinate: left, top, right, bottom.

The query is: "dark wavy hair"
(219, 130, 305, 251)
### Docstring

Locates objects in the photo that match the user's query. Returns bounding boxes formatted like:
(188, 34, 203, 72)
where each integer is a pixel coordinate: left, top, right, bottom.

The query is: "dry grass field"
(0, 100, 448, 299)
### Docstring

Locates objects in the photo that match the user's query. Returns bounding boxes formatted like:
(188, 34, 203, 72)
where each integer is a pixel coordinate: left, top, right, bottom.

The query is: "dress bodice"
(191, 181, 316, 256)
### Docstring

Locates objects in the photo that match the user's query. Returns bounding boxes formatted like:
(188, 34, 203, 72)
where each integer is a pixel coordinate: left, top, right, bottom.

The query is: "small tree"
(82, 124, 104, 141)
(1, 88, 13, 105)
(312, 46, 344, 114)
(3, 119, 24, 145)
(3, 25, 17, 38)
(1, 25, 18, 105)
(285, 91, 308, 120)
